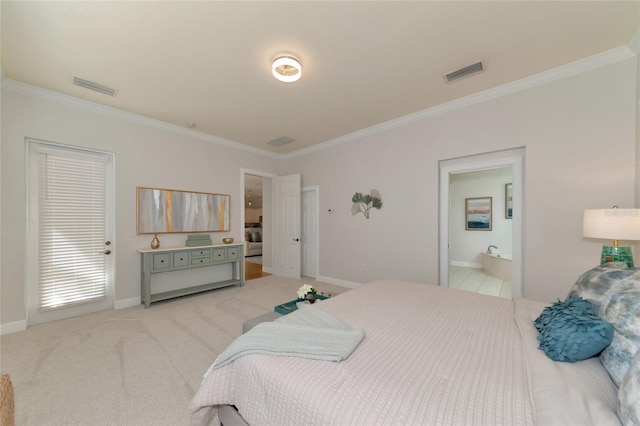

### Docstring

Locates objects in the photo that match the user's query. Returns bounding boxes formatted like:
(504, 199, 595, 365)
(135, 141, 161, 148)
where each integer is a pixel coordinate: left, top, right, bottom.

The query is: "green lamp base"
(600, 245, 634, 268)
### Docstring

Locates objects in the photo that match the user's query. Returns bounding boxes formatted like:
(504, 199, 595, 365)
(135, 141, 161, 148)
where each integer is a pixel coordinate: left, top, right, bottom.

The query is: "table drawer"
(226, 246, 240, 261)
(172, 251, 189, 267)
(213, 247, 227, 262)
(191, 248, 211, 258)
(152, 253, 171, 271)
(191, 257, 212, 266)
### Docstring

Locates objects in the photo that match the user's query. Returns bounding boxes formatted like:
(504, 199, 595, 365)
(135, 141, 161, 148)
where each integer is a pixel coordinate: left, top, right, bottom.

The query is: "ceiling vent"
(73, 76, 118, 97)
(267, 136, 295, 147)
(443, 61, 485, 84)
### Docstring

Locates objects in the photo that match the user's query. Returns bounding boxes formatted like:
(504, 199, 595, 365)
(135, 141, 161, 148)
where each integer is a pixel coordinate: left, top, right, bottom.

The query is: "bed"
(190, 266, 640, 426)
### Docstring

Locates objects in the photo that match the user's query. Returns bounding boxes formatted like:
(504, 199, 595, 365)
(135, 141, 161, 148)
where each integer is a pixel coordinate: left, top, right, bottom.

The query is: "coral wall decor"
(351, 190, 382, 219)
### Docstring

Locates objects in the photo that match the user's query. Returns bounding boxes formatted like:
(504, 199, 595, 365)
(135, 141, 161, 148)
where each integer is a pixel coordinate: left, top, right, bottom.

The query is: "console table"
(138, 243, 244, 308)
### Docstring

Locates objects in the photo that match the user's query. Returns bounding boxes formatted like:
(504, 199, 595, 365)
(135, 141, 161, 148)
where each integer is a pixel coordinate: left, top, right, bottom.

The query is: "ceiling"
(1, 2, 639, 155)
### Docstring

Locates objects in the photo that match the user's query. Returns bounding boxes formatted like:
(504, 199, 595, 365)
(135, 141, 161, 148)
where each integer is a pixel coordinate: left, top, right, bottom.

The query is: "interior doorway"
(241, 169, 275, 280)
(438, 148, 525, 298)
(448, 168, 512, 298)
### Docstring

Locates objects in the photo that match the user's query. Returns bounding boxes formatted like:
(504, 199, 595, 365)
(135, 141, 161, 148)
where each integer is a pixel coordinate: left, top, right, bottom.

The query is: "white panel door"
(301, 188, 318, 278)
(273, 174, 301, 278)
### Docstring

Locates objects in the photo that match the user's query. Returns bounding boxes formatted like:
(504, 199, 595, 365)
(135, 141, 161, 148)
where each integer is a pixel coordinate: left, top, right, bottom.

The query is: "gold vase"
(150, 234, 160, 249)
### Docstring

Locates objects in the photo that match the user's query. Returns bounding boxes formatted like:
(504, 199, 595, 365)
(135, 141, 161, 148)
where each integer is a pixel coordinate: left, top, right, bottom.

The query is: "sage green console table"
(138, 243, 244, 308)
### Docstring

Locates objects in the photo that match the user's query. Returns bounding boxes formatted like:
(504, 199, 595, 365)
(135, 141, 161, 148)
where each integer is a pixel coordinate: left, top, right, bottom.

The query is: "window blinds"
(38, 151, 108, 310)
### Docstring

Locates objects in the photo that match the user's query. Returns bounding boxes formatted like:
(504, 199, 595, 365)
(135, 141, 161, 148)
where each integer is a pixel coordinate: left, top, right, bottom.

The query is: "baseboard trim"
(316, 275, 362, 289)
(450, 260, 482, 269)
(114, 297, 140, 310)
(1, 319, 27, 335)
(262, 266, 273, 274)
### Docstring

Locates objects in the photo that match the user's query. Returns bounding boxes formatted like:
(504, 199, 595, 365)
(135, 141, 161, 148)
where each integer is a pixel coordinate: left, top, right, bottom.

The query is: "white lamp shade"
(583, 209, 640, 241)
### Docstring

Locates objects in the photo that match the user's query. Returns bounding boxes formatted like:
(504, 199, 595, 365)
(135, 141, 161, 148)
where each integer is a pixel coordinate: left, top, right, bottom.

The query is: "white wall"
(0, 87, 280, 328)
(450, 168, 513, 267)
(282, 55, 637, 302)
(1, 49, 637, 332)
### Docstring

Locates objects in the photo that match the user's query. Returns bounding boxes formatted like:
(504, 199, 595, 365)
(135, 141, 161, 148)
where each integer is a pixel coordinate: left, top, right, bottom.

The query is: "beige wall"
(282, 56, 637, 302)
(244, 208, 262, 224)
(0, 88, 280, 327)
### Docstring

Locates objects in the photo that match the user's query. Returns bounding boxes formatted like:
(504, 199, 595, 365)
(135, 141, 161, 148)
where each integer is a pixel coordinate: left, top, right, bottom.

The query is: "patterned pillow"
(245, 230, 252, 242)
(566, 264, 637, 314)
(599, 283, 640, 387)
(536, 298, 613, 363)
(618, 348, 640, 425)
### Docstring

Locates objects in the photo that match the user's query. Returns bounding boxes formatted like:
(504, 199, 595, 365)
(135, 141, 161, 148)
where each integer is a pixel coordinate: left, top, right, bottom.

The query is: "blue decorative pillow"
(566, 264, 638, 313)
(251, 231, 262, 243)
(618, 348, 640, 425)
(535, 297, 613, 363)
(534, 296, 596, 332)
(599, 284, 640, 387)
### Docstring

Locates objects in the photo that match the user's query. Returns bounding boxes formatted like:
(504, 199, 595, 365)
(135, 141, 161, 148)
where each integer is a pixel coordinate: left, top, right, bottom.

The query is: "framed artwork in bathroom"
(505, 183, 513, 219)
(465, 197, 492, 231)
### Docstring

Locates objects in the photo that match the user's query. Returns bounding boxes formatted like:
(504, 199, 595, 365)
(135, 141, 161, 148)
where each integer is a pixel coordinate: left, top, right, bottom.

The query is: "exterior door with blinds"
(27, 140, 114, 325)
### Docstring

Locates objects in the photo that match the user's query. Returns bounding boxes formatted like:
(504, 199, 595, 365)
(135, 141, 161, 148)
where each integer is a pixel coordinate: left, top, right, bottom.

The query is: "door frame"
(438, 147, 525, 297)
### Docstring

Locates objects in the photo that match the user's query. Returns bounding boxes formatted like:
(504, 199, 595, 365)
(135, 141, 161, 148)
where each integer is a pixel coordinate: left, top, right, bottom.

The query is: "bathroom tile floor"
(449, 266, 512, 299)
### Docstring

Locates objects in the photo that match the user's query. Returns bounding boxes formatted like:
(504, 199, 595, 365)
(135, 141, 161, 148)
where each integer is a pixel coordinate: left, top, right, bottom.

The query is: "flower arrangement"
(297, 284, 317, 300)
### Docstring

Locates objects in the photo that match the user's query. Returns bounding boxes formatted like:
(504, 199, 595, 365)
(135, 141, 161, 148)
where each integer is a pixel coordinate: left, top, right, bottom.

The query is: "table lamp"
(583, 207, 640, 267)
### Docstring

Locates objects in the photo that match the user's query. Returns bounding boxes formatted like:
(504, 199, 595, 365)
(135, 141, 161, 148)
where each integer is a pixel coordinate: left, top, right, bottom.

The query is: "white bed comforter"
(190, 280, 620, 426)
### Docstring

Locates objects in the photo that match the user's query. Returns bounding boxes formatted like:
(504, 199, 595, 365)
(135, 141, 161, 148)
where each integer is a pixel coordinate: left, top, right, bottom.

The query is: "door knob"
(99, 250, 112, 255)
(293, 238, 300, 242)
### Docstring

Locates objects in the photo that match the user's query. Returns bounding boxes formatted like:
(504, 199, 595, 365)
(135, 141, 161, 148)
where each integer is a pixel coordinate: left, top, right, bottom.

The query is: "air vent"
(267, 136, 295, 147)
(73, 76, 118, 97)
(443, 61, 485, 84)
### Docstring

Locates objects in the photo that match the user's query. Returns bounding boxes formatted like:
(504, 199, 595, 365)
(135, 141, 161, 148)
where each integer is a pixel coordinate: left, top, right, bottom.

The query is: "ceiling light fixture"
(272, 56, 302, 83)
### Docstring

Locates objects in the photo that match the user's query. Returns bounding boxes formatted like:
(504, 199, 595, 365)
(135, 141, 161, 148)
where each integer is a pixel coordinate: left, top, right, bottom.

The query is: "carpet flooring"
(0, 276, 347, 426)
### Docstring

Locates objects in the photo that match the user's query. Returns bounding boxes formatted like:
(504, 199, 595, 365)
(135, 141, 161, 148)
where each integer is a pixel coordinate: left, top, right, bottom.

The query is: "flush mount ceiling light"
(272, 56, 302, 83)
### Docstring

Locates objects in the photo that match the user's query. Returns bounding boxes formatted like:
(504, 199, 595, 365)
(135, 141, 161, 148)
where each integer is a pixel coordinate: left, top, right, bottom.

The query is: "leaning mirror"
(137, 186, 230, 234)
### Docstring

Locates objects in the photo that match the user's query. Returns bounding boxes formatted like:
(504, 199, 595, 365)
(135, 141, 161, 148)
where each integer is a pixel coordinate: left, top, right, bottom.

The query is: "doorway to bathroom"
(449, 168, 512, 298)
(438, 148, 525, 298)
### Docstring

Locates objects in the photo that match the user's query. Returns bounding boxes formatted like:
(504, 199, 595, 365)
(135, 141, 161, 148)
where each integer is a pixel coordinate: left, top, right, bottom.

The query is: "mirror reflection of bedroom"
(244, 174, 270, 280)
(449, 167, 513, 298)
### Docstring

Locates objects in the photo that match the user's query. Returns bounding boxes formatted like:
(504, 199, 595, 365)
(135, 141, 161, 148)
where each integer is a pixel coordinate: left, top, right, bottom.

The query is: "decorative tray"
(274, 294, 329, 315)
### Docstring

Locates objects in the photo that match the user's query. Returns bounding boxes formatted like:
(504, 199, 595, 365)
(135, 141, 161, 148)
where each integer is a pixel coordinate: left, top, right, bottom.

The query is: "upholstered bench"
(242, 311, 281, 333)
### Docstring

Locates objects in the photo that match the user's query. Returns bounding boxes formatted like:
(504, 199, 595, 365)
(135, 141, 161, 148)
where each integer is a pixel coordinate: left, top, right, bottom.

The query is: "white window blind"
(38, 151, 108, 310)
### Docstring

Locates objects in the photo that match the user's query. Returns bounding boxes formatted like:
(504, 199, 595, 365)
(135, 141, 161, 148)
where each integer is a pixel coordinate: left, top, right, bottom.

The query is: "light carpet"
(0, 276, 347, 426)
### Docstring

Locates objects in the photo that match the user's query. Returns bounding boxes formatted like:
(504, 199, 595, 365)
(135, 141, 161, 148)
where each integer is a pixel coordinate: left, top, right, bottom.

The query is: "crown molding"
(283, 45, 635, 160)
(0, 78, 282, 160)
(2, 44, 634, 162)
